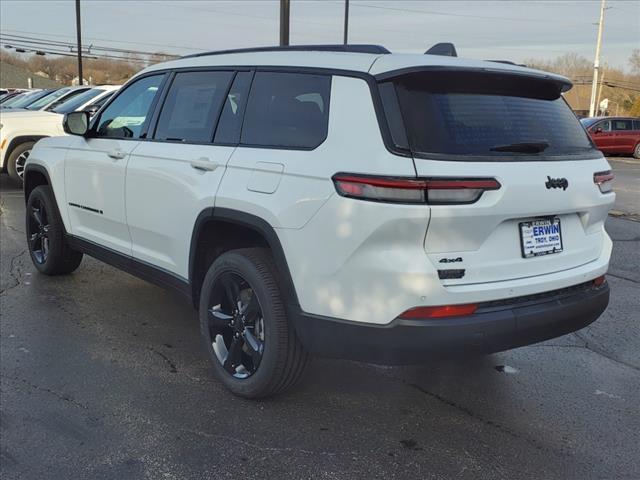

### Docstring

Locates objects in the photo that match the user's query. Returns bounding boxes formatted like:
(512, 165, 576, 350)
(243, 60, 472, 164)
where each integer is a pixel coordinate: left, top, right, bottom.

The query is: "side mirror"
(63, 111, 89, 136)
(83, 104, 100, 117)
(593, 127, 603, 134)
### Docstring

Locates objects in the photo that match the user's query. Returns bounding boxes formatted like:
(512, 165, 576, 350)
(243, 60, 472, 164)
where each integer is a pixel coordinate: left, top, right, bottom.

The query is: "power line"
(0, 28, 201, 53)
(0, 32, 178, 59)
(351, 2, 592, 26)
(1, 41, 150, 63)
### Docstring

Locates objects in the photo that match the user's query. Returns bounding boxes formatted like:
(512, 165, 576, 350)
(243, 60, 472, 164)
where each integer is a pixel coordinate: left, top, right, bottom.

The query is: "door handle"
(190, 157, 219, 172)
(107, 149, 127, 160)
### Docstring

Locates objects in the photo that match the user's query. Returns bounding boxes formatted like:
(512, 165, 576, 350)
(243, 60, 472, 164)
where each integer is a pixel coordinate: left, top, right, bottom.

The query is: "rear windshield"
(387, 71, 595, 160)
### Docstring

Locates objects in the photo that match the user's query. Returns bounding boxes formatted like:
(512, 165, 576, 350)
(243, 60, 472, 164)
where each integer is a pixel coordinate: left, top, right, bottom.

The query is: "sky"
(1, 0, 639, 70)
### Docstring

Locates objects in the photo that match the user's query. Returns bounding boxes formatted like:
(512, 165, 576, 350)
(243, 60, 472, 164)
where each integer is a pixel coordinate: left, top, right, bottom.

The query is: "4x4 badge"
(545, 176, 569, 190)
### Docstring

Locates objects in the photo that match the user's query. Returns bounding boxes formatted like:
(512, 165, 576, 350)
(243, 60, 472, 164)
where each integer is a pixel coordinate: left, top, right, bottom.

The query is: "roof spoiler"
(425, 43, 457, 57)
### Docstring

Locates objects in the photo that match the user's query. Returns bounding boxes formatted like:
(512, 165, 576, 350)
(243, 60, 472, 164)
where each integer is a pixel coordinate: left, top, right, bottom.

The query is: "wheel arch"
(189, 208, 300, 311)
(5, 135, 48, 170)
(23, 163, 53, 204)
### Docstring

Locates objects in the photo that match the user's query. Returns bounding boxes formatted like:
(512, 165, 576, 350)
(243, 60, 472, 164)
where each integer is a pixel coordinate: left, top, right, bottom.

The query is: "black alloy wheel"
(205, 272, 265, 379)
(27, 196, 50, 264)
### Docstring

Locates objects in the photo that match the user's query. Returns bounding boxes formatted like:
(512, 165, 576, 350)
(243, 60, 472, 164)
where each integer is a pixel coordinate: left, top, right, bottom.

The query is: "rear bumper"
(292, 281, 609, 365)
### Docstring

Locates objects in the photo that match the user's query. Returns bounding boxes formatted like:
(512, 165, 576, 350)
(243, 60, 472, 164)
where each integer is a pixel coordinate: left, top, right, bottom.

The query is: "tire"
(7, 141, 34, 184)
(634, 143, 640, 159)
(26, 185, 83, 275)
(199, 248, 309, 398)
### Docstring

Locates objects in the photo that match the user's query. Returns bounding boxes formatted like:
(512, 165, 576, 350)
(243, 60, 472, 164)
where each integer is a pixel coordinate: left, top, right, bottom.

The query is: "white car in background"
(0, 85, 120, 183)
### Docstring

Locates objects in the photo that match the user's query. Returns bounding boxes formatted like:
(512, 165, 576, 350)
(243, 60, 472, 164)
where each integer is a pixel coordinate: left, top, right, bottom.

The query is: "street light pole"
(588, 0, 606, 118)
(343, 0, 349, 45)
(75, 0, 83, 85)
(280, 0, 290, 46)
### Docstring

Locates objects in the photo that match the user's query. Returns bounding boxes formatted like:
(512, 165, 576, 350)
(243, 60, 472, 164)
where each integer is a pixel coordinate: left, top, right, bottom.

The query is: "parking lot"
(1, 159, 639, 479)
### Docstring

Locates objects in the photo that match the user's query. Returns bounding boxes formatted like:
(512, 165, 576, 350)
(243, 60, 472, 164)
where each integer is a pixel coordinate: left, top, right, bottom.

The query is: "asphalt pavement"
(1, 162, 639, 479)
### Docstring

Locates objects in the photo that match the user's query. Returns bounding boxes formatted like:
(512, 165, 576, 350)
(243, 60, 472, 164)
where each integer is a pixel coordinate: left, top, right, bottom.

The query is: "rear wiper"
(490, 142, 549, 154)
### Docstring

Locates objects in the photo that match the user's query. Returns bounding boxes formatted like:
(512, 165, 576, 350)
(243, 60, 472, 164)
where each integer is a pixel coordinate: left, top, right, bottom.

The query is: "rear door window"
(154, 71, 233, 143)
(214, 71, 253, 145)
(612, 119, 632, 131)
(388, 71, 594, 160)
(241, 72, 331, 149)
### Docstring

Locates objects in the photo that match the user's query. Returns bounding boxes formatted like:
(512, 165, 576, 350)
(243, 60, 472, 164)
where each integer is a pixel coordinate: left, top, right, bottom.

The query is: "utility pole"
(343, 0, 349, 45)
(279, 0, 290, 46)
(75, 0, 83, 85)
(588, 0, 606, 117)
(596, 68, 606, 116)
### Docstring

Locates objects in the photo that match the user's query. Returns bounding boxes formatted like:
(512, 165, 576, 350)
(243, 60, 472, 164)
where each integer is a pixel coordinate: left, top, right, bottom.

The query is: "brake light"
(332, 174, 500, 204)
(399, 303, 478, 319)
(593, 171, 614, 193)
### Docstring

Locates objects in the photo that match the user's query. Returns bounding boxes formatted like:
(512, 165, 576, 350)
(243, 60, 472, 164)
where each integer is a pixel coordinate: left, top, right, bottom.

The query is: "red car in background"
(580, 117, 640, 158)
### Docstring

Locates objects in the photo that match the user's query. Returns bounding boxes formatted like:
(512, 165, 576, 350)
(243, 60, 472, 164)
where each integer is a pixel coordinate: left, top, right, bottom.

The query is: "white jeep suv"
(23, 45, 614, 398)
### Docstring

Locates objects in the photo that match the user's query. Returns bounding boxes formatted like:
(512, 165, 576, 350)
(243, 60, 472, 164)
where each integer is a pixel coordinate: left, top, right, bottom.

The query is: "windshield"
(580, 118, 599, 128)
(52, 88, 105, 114)
(2, 90, 52, 108)
(389, 71, 594, 159)
(25, 87, 73, 110)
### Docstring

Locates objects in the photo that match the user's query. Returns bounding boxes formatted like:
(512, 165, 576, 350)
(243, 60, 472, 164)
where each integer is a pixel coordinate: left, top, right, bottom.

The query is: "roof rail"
(425, 43, 457, 57)
(486, 60, 527, 67)
(181, 44, 391, 59)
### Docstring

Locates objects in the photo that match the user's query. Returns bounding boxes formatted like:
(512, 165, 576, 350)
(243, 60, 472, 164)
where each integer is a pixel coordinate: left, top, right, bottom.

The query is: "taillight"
(593, 275, 606, 287)
(399, 303, 478, 319)
(332, 174, 500, 205)
(593, 171, 614, 194)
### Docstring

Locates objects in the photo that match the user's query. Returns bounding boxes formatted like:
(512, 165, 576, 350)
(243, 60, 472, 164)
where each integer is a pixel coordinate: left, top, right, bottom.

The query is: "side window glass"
(241, 72, 331, 149)
(214, 72, 253, 145)
(95, 75, 164, 139)
(633, 120, 640, 130)
(598, 120, 611, 132)
(154, 71, 233, 143)
(612, 120, 632, 131)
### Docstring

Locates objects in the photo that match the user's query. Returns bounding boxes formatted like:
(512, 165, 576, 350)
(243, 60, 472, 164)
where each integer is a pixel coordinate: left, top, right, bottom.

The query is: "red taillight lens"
(593, 171, 614, 193)
(332, 174, 500, 204)
(593, 275, 606, 287)
(399, 304, 478, 319)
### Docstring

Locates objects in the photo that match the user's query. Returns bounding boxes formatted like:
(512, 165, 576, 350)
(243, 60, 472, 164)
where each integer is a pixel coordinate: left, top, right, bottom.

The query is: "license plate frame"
(519, 217, 563, 258)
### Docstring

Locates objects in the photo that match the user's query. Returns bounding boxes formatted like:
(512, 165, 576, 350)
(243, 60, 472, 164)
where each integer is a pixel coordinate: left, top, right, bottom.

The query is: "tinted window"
(393, 71, 593, 159)
(25, 87, 76, 110)
(612, 119, 632, 131)
(6, 89, 55, 109)
(214, 72, 253, 144)
(595, 120, 611, 132)
(241, 72, 330, 149)
(154, 71, 232, 143)
(96, 75, 164, 139)
(44, 88, 91, 111)
(634, 120, 640, 131)
(52, 88, 105, 114)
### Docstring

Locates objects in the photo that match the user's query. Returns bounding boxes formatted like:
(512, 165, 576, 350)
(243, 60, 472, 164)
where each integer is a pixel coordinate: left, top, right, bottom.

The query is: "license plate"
(519, 217, 563, 258)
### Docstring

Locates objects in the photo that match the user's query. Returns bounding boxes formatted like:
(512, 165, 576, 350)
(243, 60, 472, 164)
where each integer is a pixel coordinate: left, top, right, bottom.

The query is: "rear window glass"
(391, 71, 594, 159)
(241, 72, 330, 149)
